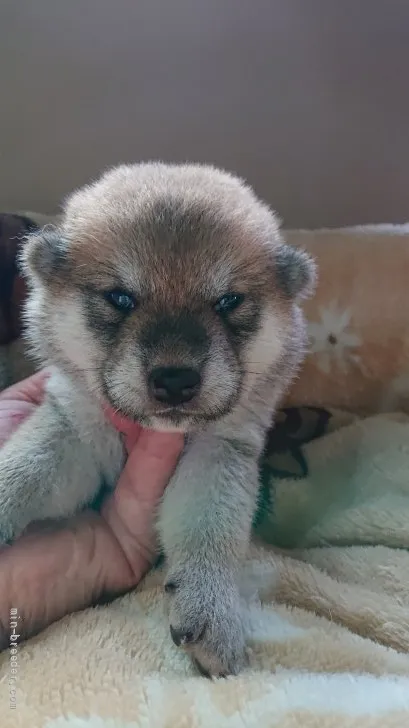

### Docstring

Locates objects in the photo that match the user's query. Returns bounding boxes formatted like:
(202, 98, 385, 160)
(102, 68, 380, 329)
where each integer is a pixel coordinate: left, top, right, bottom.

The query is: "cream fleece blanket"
(1, 407, 409, 727)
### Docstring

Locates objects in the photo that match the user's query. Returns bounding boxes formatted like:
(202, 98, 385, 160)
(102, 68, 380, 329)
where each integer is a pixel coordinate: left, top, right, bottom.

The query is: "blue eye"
(104, 289, 136, 312)
(214, 293, 245, 314)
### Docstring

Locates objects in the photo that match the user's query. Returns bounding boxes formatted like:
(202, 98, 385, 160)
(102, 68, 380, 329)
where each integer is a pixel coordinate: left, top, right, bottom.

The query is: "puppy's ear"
(274, 243, 317, 300)
(19, 227, 69, 282)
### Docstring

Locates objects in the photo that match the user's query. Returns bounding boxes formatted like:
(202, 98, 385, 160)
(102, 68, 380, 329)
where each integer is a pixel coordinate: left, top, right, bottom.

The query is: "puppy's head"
(21, 163, 315, 431)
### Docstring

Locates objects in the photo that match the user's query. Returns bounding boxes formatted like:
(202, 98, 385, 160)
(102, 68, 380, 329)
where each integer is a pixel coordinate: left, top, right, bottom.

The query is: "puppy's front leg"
(159, 431, 260, 676)
(0, 394, 121, 543)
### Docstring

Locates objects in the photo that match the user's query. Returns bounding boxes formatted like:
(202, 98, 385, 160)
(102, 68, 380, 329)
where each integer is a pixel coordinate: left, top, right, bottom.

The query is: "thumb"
(102, 429, 184, 571)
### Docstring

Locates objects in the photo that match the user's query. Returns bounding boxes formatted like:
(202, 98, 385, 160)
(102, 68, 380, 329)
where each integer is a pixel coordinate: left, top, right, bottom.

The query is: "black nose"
(149, 367, 201, 405)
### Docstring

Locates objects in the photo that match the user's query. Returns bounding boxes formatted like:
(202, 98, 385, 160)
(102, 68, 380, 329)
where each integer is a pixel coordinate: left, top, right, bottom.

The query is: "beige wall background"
(1, 0, 408, 228)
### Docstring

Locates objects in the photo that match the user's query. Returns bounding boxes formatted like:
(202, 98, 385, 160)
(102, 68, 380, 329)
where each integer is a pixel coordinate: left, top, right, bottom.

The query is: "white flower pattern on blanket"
(308, 301, 363, 374)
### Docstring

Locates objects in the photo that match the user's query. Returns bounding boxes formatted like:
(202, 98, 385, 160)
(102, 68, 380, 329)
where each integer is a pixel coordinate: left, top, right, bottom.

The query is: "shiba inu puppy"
(0, 163, 315, 675)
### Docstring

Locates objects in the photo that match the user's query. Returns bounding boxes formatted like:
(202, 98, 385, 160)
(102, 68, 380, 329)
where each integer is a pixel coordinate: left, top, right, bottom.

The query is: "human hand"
(0, 371, 183, 649)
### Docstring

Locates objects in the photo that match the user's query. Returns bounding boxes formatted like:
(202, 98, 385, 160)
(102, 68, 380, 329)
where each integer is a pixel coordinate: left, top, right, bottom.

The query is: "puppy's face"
(22, 164, 315, 431)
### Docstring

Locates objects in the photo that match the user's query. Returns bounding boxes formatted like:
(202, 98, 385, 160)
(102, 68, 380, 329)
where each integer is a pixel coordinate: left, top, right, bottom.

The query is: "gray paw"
(165, 569, 247, 677)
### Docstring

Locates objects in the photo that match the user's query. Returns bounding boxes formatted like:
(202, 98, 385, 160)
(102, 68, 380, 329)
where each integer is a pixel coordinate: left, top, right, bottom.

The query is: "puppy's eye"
(104, 289, 136, 312)
(214, 293, 245, 314)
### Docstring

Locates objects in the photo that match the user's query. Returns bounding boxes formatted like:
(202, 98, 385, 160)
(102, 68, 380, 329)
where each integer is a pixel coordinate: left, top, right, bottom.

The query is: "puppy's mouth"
(102, 382, 237, 430)
(149, 409, 196, 432)
(154, 405, 197, 417)
(104, 400, 222, 434)
(148, 404, 206, 430)
(102, 393, 200, 429)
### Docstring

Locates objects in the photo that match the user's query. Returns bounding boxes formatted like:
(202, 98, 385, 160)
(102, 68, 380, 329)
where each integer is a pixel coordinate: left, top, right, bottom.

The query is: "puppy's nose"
(149, 367, 201, 405)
